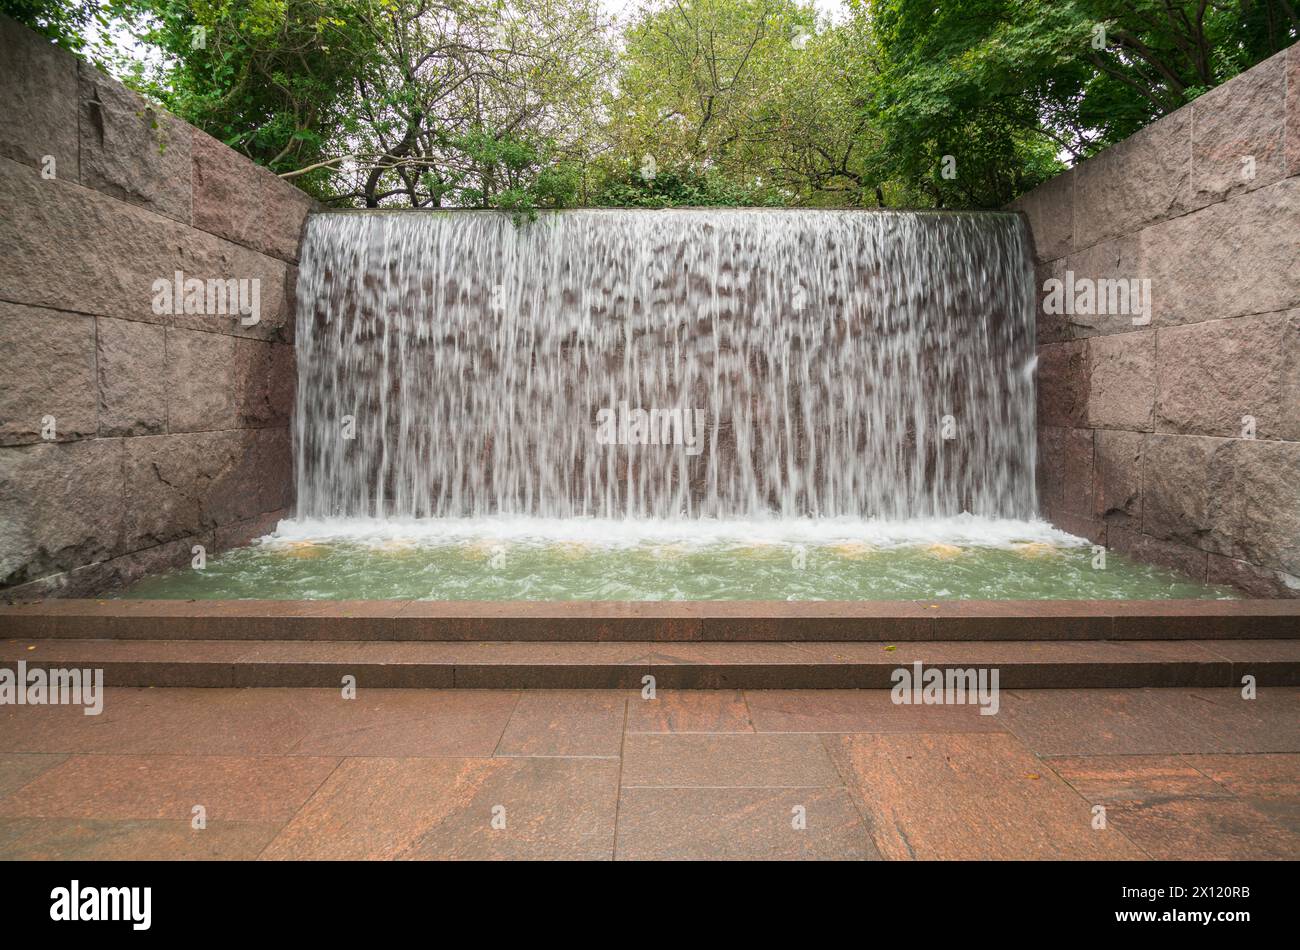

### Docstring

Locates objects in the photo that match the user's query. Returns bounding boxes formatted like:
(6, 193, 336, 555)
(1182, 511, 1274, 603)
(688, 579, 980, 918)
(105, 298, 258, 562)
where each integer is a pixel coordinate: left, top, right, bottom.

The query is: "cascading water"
(292, 209, 1037, 524)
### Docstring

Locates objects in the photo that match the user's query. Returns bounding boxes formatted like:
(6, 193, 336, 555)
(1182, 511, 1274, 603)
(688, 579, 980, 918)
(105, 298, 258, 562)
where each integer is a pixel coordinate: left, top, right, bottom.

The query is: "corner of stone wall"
(1017, 41, 1300, 597)
(0, 14, 313, 599)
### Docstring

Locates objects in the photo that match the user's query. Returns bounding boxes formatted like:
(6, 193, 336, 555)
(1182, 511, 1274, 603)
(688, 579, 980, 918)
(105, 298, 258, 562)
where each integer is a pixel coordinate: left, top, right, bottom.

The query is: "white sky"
(600, 0, 850, 23)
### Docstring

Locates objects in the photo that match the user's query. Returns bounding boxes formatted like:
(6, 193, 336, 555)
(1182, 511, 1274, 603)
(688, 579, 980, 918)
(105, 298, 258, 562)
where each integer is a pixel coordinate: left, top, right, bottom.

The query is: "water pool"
(118, 517, 1237, 601)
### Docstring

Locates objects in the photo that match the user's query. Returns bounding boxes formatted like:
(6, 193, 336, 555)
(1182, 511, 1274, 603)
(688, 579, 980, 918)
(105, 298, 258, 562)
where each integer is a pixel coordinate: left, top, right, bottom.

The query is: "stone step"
(1, 599, 1296, 642)
(1, 638, 1295, 689)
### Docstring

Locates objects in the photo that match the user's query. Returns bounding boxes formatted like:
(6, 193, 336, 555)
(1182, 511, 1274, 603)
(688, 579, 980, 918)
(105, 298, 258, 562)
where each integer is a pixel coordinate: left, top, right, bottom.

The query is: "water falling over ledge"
(291, 208, 1038, 525)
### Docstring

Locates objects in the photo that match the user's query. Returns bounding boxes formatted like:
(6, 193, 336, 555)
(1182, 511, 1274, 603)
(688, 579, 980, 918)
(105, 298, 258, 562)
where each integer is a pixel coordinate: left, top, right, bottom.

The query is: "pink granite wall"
(0, 16, 314, 598)
(1011, 43, 1300, 597)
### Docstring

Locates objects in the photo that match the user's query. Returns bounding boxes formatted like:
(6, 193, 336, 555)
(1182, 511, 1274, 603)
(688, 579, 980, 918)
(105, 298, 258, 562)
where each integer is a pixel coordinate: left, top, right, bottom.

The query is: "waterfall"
(292, 209, 1037, 522)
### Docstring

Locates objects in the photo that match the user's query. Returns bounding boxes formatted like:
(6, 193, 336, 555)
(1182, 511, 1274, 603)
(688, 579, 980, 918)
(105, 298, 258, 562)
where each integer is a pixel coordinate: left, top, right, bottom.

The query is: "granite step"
(0, 599, 1296, 642)
(1, 638, 1295, 689)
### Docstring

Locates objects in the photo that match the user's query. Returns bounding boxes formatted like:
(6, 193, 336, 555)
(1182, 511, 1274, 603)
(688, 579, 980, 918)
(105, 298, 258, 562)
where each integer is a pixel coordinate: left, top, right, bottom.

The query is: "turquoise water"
(118, 517, 1237, 601)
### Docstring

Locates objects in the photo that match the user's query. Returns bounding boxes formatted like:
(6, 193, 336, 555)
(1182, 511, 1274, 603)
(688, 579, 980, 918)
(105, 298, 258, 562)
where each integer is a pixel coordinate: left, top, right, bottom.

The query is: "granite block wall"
(1011, 43, 1300, 597)
(0, 16, 314, 598)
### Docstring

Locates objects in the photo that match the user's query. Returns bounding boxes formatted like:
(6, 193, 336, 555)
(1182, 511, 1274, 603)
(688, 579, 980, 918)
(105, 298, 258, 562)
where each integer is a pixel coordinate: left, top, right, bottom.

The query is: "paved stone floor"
(0, 687, 1296, 860)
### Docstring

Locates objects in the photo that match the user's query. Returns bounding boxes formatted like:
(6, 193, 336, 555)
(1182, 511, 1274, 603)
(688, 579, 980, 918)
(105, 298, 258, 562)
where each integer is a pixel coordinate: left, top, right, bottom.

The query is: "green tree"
(600, 0, 879, 205)
(0, 0, 123, 62)
(128, 0, 384, 198)
(325, 0, 614, 209)
(859, 0, 1297, 208)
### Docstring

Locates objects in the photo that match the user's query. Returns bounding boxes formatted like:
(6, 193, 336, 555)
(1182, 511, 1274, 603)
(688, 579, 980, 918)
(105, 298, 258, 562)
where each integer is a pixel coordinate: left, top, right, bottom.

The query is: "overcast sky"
(600, 0, 850, 23)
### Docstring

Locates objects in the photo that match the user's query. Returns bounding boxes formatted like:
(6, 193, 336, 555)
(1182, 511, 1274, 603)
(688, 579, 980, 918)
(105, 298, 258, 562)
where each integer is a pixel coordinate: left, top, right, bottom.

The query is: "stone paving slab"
(1046, 754, 1299, 860)
(1185, 753, 1300, 834)
(285, 690, 520, 757)
(0, 754, 338, 821)
(620, 733, 846, 788)
(494, 690, 626, 757)
(999, 687, 1300, 755)
(0, 687, 1294, 860)
(615, 787, 876, 860)
(0, 817, 281, 860)
(0, 753, 67, 798)
(623, 690, 754, 733)
(744, 689, 1008, 734)
(825, 732, 1147, 860)
(261, 757, 619, 860)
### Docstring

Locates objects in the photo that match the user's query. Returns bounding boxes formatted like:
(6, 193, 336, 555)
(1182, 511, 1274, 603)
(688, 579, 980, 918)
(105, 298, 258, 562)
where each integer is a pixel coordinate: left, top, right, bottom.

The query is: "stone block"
(1059, 427, 1095, 518)
(1007, 169, 1074, 262)
(1093, 429, 1143, 526)
(166, 330, 293, 432)
(1140, 434, 1234, 551)
(191, 129, 315, 263)
(215, 509, 288, 551)
(3, 532, 212, 600)
(1142, 434, 1300, 575)
(1038, 425, 1093, 521)
(1108, 525, 1208, 582)
(1033, 258, 1074, 344)
(0, 301, 97, 445)
(96, 316, 166, 436)
(1087, 330, 1155, 430)
(0, 15, 78, 181)
(0, 155, 295, 342)
(1075, 109, 1192, 248)
(0, 439, 125, 586)
(1058, 234, 1149, 337)
(1036, 340, 1089, 427)
(123, 431, 239, 549)
(78, 63, 192, 223)
(1207, 553, 1300, 599)
(122, 428, 291, 551)
(1155, 311, 1300, 440)
(1210, 439, 1300, 575)
(1143, 177, 1300, 328)
(1046, 511, 1106, 546)
(1191, 49, 1287, 207)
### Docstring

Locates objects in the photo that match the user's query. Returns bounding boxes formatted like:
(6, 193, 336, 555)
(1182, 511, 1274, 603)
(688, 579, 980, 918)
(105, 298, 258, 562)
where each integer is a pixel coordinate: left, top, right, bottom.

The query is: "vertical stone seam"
(1149, 322, 1160, 436)
(1287, 47, 1293, 180)
(116, 434, 126, 563)
(163, 324, 171, 434)
(1091, 427, 1103, 544)
(92, 313, 101, 438)
(185, 127, 194, 226)
(74, 53, 83, 188)
(1069, 165, 1078, 256)
(1189, 87, 1197, 211)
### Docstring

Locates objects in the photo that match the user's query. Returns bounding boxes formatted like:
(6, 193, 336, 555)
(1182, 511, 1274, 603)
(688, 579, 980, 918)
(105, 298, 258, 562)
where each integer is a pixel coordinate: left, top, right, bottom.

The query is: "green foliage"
(448, 129, 581, 219)
(590, 163, 786, 208)
(0, 0, 144, 70)
(600, 0, 869, 205)
(129, 0, 380, 197)
(858, 0, 1297, 207)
